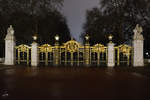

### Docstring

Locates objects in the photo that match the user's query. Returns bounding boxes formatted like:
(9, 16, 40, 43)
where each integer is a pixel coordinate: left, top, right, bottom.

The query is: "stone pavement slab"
(0, 66, 150, 100)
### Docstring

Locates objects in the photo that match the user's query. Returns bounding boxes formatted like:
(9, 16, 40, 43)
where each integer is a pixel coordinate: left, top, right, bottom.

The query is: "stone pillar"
(4, 25, 16, 65)
(31, 42, 39, 67)
(84, 34, 90, 66)
(53, 43, 59, 66)
(53, 35, 60, 66)
(107, 42, 115, 67)
(84, 43, 90, 66)
(133, 24, 144, 67)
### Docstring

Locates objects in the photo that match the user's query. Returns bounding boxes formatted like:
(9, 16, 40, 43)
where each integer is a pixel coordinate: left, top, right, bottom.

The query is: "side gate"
(15, 44, 31, 65)
(39, 44, 54, 66)
(90, 44, 108, 66)
(115, 44, 132, 66)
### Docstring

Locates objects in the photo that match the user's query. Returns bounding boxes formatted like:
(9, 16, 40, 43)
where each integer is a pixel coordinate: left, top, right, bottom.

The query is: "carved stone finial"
(7, 25, 14, 35)
(133, 24, 144, 40)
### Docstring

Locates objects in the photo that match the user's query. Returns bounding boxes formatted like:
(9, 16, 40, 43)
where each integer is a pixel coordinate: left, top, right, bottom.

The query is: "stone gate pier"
(4, 25, 16, 65)
(133, 24, 144, 67)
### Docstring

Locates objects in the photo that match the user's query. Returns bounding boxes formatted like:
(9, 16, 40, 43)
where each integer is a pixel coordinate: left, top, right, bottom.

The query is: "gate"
(39, 44, 54, 66)
(115, 44, 132, 66)
(15, 40, 132, 66)
(90, 44, 107, 66)
(15, 44, 31, 65)
(60, 40, 84, 66)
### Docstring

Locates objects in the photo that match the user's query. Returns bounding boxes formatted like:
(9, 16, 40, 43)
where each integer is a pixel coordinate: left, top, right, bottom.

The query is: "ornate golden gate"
(39, 44, 54, 66)
(15, 44, 31, 65)
(90, 44, 107, 66)
(15, 40, 132, 66)
(115, 44, 132, 66)
(60, 39, 84, 66)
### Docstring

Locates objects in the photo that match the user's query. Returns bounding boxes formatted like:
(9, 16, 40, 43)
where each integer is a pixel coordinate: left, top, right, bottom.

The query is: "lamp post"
(55, 34, 59, 45)
(85, 34, 90, 44)
(108, 34, 113, 43)
(32, 34, 37, 42)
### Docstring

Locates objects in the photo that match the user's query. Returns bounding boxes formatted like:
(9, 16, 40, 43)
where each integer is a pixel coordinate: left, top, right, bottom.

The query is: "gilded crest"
(64, 40, 81, 53)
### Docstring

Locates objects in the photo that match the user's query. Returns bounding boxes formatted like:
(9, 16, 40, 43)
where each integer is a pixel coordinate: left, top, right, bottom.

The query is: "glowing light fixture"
(108, 34, 113, 41)
(33, 34, 37, 41)
(85, 34, 89, 41)
(55, 34, 59, 41)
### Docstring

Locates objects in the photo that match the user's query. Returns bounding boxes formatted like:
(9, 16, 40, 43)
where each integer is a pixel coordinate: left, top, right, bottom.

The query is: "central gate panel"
(60, 40, 84, 66)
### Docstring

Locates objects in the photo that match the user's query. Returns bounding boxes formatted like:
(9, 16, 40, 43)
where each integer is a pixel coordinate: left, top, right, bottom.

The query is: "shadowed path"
(0, 66, 150, 100)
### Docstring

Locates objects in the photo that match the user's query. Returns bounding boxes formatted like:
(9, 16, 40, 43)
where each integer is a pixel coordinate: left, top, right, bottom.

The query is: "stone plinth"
(4, 25, 16, 65)
(31, 42, 39, 67)
(107, 42, 115, 67)
(84, 44, 90, 66)
(133, 40, 144, 66)
(133, 24, 144, 67)
(53, 44, 59, 66)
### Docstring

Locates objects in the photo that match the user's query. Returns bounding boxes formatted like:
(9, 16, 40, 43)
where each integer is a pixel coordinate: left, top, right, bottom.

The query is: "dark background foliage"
(0, 0, 71, 57)
(81, 0, 150, 54)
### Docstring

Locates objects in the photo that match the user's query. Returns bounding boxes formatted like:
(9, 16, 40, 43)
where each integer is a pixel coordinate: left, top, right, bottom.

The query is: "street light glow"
(55, 34, 59, 41)
(108, 34, 113, 41)
(33, 34, 37, 41)
(85, 34, 89, 41)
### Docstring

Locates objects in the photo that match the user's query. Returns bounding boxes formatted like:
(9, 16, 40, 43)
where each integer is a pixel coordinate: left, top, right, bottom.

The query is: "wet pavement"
(0, 66, 150, 100)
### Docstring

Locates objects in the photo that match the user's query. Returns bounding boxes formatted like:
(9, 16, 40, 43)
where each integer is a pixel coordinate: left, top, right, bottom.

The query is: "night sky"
(62, 0, 99, 42)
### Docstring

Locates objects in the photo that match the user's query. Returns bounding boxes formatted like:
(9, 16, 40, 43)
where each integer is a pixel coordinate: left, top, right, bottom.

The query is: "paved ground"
(0, 65, 150, 100)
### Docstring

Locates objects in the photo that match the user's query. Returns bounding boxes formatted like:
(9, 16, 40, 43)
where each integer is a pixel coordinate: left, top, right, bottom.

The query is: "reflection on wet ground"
(0, 66, 150, 100)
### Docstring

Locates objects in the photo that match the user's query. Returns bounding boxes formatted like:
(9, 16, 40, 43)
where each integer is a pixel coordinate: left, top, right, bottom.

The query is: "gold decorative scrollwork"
(92, 44, 106, 53)
(16, 44, 31, 52)
(64, 40, 81, 53)
(118, 44, 131, 56)
(39, 44, 53, 52)
(15, 44, 31, 65)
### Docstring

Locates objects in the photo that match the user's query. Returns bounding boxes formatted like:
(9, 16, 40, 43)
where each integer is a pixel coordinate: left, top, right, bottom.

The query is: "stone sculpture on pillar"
(4, 25, 16, 65)
(133, 24, 144, 67)
(133, 24, 144, 40)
